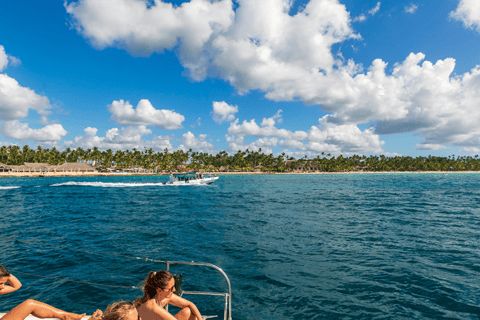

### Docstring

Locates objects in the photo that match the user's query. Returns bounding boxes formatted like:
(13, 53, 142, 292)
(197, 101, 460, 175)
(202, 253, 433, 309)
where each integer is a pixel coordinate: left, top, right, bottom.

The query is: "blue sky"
(1, 0, 480, 158)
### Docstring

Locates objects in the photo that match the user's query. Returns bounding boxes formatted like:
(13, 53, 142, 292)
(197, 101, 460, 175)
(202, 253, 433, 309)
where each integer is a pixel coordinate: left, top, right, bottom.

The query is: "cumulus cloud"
(227, 114, 384, 155)
(65, 0, 234, 78)
(0, 45, 8, 71)
(66, 0, 480, 152)
(370, 54, 480, 149)
(0, 74, 52, 121)
(416, 143, 448, 151)
(461, 147, 480, 154)
(68, 126, 151, 149)
(0, 121, 67, 141)
(405, 4, 418, 14)
(228, 110, 307, 140)
(180, 131, 214, 151)
(211, 101, 238, 124)
(108, 99, 184, 129)
(226, 135, 277, 154)
(65, 125, 175, 151)
(0, 46, 21, 71)
(450, 0, 480, 32)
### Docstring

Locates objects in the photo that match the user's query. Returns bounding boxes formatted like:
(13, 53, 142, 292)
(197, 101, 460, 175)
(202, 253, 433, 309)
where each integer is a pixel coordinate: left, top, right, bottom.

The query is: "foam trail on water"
(0, 186, 21, 189)
(51, 181, 166, 188)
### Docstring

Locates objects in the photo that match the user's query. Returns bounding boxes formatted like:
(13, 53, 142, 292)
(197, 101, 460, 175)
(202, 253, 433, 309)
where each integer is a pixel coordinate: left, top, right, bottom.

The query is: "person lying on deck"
(0, 264, 22, 295)
(135, 270, 203, 320)
(1, 300, 138, 320)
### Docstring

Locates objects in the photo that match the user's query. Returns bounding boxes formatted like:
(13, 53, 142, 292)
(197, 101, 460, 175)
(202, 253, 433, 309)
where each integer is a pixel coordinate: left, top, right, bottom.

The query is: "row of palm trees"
(1, 145, 480, 172)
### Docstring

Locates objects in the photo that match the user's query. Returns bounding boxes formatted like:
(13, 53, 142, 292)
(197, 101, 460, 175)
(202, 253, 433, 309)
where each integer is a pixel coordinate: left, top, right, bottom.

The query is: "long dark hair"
(135, 270, 173, 306)
(0, 265, 10, 277)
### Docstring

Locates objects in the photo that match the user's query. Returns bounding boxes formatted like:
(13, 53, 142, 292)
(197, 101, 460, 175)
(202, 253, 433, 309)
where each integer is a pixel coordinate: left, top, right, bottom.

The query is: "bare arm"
(0, 274, 22, 295)
(168, 295, 203, 320)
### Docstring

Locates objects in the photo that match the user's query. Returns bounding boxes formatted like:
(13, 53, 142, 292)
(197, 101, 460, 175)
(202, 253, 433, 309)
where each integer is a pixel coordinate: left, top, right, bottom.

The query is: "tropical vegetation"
(1, 145, 480, 172)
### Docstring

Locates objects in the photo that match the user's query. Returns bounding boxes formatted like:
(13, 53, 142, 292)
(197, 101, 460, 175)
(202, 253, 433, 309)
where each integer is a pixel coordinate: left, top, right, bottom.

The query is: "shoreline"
(1, 170, 479, 178)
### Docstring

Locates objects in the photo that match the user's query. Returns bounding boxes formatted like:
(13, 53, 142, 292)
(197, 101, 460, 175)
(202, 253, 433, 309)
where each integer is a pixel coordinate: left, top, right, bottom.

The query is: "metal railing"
(164, 260, 232, 320)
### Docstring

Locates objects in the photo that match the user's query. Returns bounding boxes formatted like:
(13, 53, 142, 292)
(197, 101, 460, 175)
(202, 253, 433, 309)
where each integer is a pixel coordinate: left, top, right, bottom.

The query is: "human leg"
(173, 307, 197, 320)
(2, 299, 85, 320)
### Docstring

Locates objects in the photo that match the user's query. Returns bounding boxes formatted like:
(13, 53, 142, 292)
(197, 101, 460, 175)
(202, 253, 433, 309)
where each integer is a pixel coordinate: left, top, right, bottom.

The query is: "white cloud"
(66, 0, 480, 152)
(368, 2, 381, 16)
(228, 110, 307, 140)
(353, 2, 380, 22)
(8, 56, 21, 67)
(370, 54, 480, 149)
(190, 117, 202, 128)
(352, 14, 366, 23)
(211, 101, 238, 124)
(227, 114, 384, 155)
(65, 0, 234, 79)
(108, 99, 185, 129)
(0, 121, 67, 142)
(450, 0, 480, 33)
(0, 45, 8, 71)
(0, 45, 21, 71)
(405, 4, 418, 14)
(226, 135, 277, 154)
(66, 127, 215, 153)
(416, 143, 448, 151)
(65, 125, 176, 151)
(180, 131, 214, 151)
(461, 147, 480, 154)
(0, 74, 52, 121)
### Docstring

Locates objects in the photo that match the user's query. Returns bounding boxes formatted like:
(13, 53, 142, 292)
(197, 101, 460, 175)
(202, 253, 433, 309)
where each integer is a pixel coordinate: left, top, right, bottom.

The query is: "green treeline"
(1, 145, 480, 172)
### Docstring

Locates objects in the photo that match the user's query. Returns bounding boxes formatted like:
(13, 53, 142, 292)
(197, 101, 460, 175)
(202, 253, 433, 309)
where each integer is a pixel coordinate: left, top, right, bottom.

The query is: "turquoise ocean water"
(1, 174, 480, 319)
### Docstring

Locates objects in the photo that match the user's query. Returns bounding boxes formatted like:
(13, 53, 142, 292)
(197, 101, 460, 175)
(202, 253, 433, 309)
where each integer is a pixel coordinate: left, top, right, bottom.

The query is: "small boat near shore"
(166, 172, 218, 185)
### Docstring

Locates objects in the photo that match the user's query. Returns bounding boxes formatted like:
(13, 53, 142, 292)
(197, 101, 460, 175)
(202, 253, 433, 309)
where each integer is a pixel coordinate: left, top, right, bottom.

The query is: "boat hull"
(166, 176, 219, 185)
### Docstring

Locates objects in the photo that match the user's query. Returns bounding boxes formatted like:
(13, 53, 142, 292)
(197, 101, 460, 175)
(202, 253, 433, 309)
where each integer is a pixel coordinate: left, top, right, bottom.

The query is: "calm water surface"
(1, 174, 480, 319)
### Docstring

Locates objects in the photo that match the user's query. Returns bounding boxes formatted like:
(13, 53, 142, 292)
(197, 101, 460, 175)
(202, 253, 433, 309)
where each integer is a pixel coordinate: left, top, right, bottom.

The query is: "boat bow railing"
(164, 260, 232, 320)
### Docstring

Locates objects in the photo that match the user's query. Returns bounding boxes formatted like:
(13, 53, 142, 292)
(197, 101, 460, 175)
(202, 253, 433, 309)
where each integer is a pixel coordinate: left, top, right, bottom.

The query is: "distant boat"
(166, 172, 218, 185)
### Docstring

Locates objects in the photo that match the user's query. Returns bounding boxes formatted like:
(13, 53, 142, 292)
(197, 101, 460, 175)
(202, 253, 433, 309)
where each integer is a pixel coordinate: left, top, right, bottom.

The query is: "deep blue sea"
(1, 174, 480, 319)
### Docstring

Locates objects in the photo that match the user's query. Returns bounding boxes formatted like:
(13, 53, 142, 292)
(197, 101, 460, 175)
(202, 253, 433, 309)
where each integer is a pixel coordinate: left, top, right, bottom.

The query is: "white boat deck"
(0, 315, 90, 320)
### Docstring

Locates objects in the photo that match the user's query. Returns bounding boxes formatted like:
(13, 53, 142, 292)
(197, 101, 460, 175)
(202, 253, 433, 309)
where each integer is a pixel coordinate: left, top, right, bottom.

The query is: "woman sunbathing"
(0, 264, 22, 296)
(2, 300, 137, 320)
(135, 270, 203, 320)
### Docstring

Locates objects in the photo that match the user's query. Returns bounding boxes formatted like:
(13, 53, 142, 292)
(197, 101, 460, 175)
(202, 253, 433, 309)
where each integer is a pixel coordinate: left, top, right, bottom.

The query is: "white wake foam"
(51, 181, 167, 188)
(0, 186, 21, 190)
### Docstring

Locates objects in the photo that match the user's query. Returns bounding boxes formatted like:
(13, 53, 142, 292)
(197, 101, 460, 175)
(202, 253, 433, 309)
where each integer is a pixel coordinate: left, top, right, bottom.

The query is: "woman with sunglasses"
(135, 270, 203, 320)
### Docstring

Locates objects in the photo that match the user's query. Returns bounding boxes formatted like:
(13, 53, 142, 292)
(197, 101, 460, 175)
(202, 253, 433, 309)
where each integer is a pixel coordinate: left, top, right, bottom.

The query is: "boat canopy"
(172, 171, 198, 178)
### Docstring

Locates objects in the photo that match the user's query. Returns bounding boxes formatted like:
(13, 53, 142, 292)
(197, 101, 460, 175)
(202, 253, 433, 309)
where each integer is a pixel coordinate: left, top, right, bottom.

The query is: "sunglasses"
(163, 284, 175, 292)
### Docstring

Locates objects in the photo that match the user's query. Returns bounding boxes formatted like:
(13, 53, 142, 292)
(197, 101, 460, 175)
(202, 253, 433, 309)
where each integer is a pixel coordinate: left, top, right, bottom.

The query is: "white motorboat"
(166, 172, 219, 185)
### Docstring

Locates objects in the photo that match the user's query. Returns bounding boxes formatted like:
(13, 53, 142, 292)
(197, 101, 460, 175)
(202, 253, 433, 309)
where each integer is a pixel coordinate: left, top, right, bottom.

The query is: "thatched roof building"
(4, 162, 95, 173)
(23, 162, 55, 172)
(0, 163, 12, 172)
(55, 162, 95, 172)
